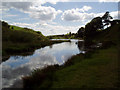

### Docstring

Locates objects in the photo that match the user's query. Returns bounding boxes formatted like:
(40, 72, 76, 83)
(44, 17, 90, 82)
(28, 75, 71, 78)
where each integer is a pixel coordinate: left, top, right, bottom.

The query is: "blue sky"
(1, 1, 119, 35)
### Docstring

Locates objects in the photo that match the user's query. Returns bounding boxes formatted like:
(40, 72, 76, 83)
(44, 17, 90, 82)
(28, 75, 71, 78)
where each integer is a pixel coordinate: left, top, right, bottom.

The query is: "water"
(1, 39, 84, 88)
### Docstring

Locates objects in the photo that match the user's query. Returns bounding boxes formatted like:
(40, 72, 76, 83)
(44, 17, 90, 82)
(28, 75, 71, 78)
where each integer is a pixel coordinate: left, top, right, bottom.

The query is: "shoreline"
(2, 40, 71, 62)
(23, 42, 119, 88)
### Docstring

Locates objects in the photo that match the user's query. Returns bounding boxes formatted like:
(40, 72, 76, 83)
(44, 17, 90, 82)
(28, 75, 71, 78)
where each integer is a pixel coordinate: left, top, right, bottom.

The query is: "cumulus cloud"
(35, 0, 70, 5)
(2, 0, 70, 3)
(79, 6, 92, 12)
(2, 2, 62, 21)
(61, 9, 84, 21)
(2, 2, 32, 11)
(9, 10, 118, 36)
(29, 6, 62, 21)
(9, 21, 78, 35)
(110, 11, 119, 19)
(2, 0, 120, 3)
(94, 11, 119, 19)
(61, 5, 118, 22)
(38, 24, 80, 35)
(61, 6, 93, 22)
(11, 22, 34, 28)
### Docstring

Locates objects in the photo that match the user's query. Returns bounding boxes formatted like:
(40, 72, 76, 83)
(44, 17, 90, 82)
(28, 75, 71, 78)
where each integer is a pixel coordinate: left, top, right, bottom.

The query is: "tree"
(83, 11, 114, 47)
(77, 27, 84, 38)
(102, 11, 113, 27)
(84, 17, 103, 38)
(84, 17, 104, 47)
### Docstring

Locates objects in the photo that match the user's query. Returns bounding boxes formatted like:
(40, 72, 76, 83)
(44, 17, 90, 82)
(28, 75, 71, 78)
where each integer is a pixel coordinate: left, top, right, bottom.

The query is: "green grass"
(23, 45, 119, 89)
(2, 22, 49, 56)
(51, 46, 118, 88)
(22, 23, 120, 89)
(10, 25, 23, 30)
(51, 23, 120, 88)
(2, 21, 69, 61)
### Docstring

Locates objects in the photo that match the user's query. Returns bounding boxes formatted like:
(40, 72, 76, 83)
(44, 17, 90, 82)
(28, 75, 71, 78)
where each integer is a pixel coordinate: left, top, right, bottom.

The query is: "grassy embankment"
(2, 21, 70, 61)
(23, 23, 120, 89)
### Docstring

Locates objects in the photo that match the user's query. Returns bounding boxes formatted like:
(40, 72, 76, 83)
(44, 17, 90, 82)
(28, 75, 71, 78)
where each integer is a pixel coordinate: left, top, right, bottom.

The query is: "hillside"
(2, 21, 66, 61)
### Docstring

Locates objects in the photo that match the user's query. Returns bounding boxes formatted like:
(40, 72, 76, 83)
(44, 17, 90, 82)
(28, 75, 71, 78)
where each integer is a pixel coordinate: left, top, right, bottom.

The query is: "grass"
(2, 21, 48, 56)
(10, 25, 23, 30)
(22, 23, 120, 89)
(51, 23, 120, 88)
(2, 21, 70, 61)
(22, 64, 60, 88)
(51, 46, 118, 88)
(23, 45, 119, 89)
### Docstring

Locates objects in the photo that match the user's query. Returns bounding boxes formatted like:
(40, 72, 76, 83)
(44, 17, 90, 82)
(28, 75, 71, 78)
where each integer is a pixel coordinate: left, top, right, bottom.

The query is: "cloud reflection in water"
(2, 40, 84, 88)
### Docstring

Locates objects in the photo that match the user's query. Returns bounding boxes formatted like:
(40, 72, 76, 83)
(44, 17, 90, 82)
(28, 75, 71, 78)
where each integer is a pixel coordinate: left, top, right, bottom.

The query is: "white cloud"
(9, 10, 118, 35)
(0, 3, 9, 14)
(37, 24, 80, 35)
(2, 0, 70, 4)
(2, 2, 62, 21)
(61, 6, 93, 22)
(1, 0, 120, 2)
(10, 21, 80, 35)
(94, 11, 118, 19)
(61, 5, 118, 22)
(2, 2, 32, 11)
(110, 11, 118, 19)
(29, 6, 62, 21)
(99, 0, 120, 2)
(35, 0, 70, 5)
(4, 14, 18, 17)
(79, 6, 92, 12)
(11, 22, 32, 28)
(61, 8, 84, 22)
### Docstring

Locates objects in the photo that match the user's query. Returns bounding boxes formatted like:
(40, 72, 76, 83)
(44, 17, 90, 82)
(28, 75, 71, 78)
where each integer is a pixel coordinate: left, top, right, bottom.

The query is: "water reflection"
(2, 50, 35, 62)
(77, 41, 85, 53)
(49, 45, 53, 48)
(1, 39, 84, 88)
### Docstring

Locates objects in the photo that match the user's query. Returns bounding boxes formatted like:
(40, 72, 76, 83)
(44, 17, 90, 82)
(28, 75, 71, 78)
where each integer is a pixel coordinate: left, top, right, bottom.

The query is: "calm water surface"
(1, 39, 84, 88)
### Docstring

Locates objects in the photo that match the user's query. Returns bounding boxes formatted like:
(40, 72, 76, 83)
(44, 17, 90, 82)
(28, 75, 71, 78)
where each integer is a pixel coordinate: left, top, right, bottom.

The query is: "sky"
(0, 0, 119, 36)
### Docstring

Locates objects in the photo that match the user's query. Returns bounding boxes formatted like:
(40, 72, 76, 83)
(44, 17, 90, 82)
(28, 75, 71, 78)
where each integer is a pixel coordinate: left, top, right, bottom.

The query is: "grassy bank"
(2, 21, 47, 56)
(52, 46, 118, 88)
(23, 45, 119, 88)
(23, 23, 120, 89)
(2, 21, 70, 61)
(51, 23, 119, 88)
